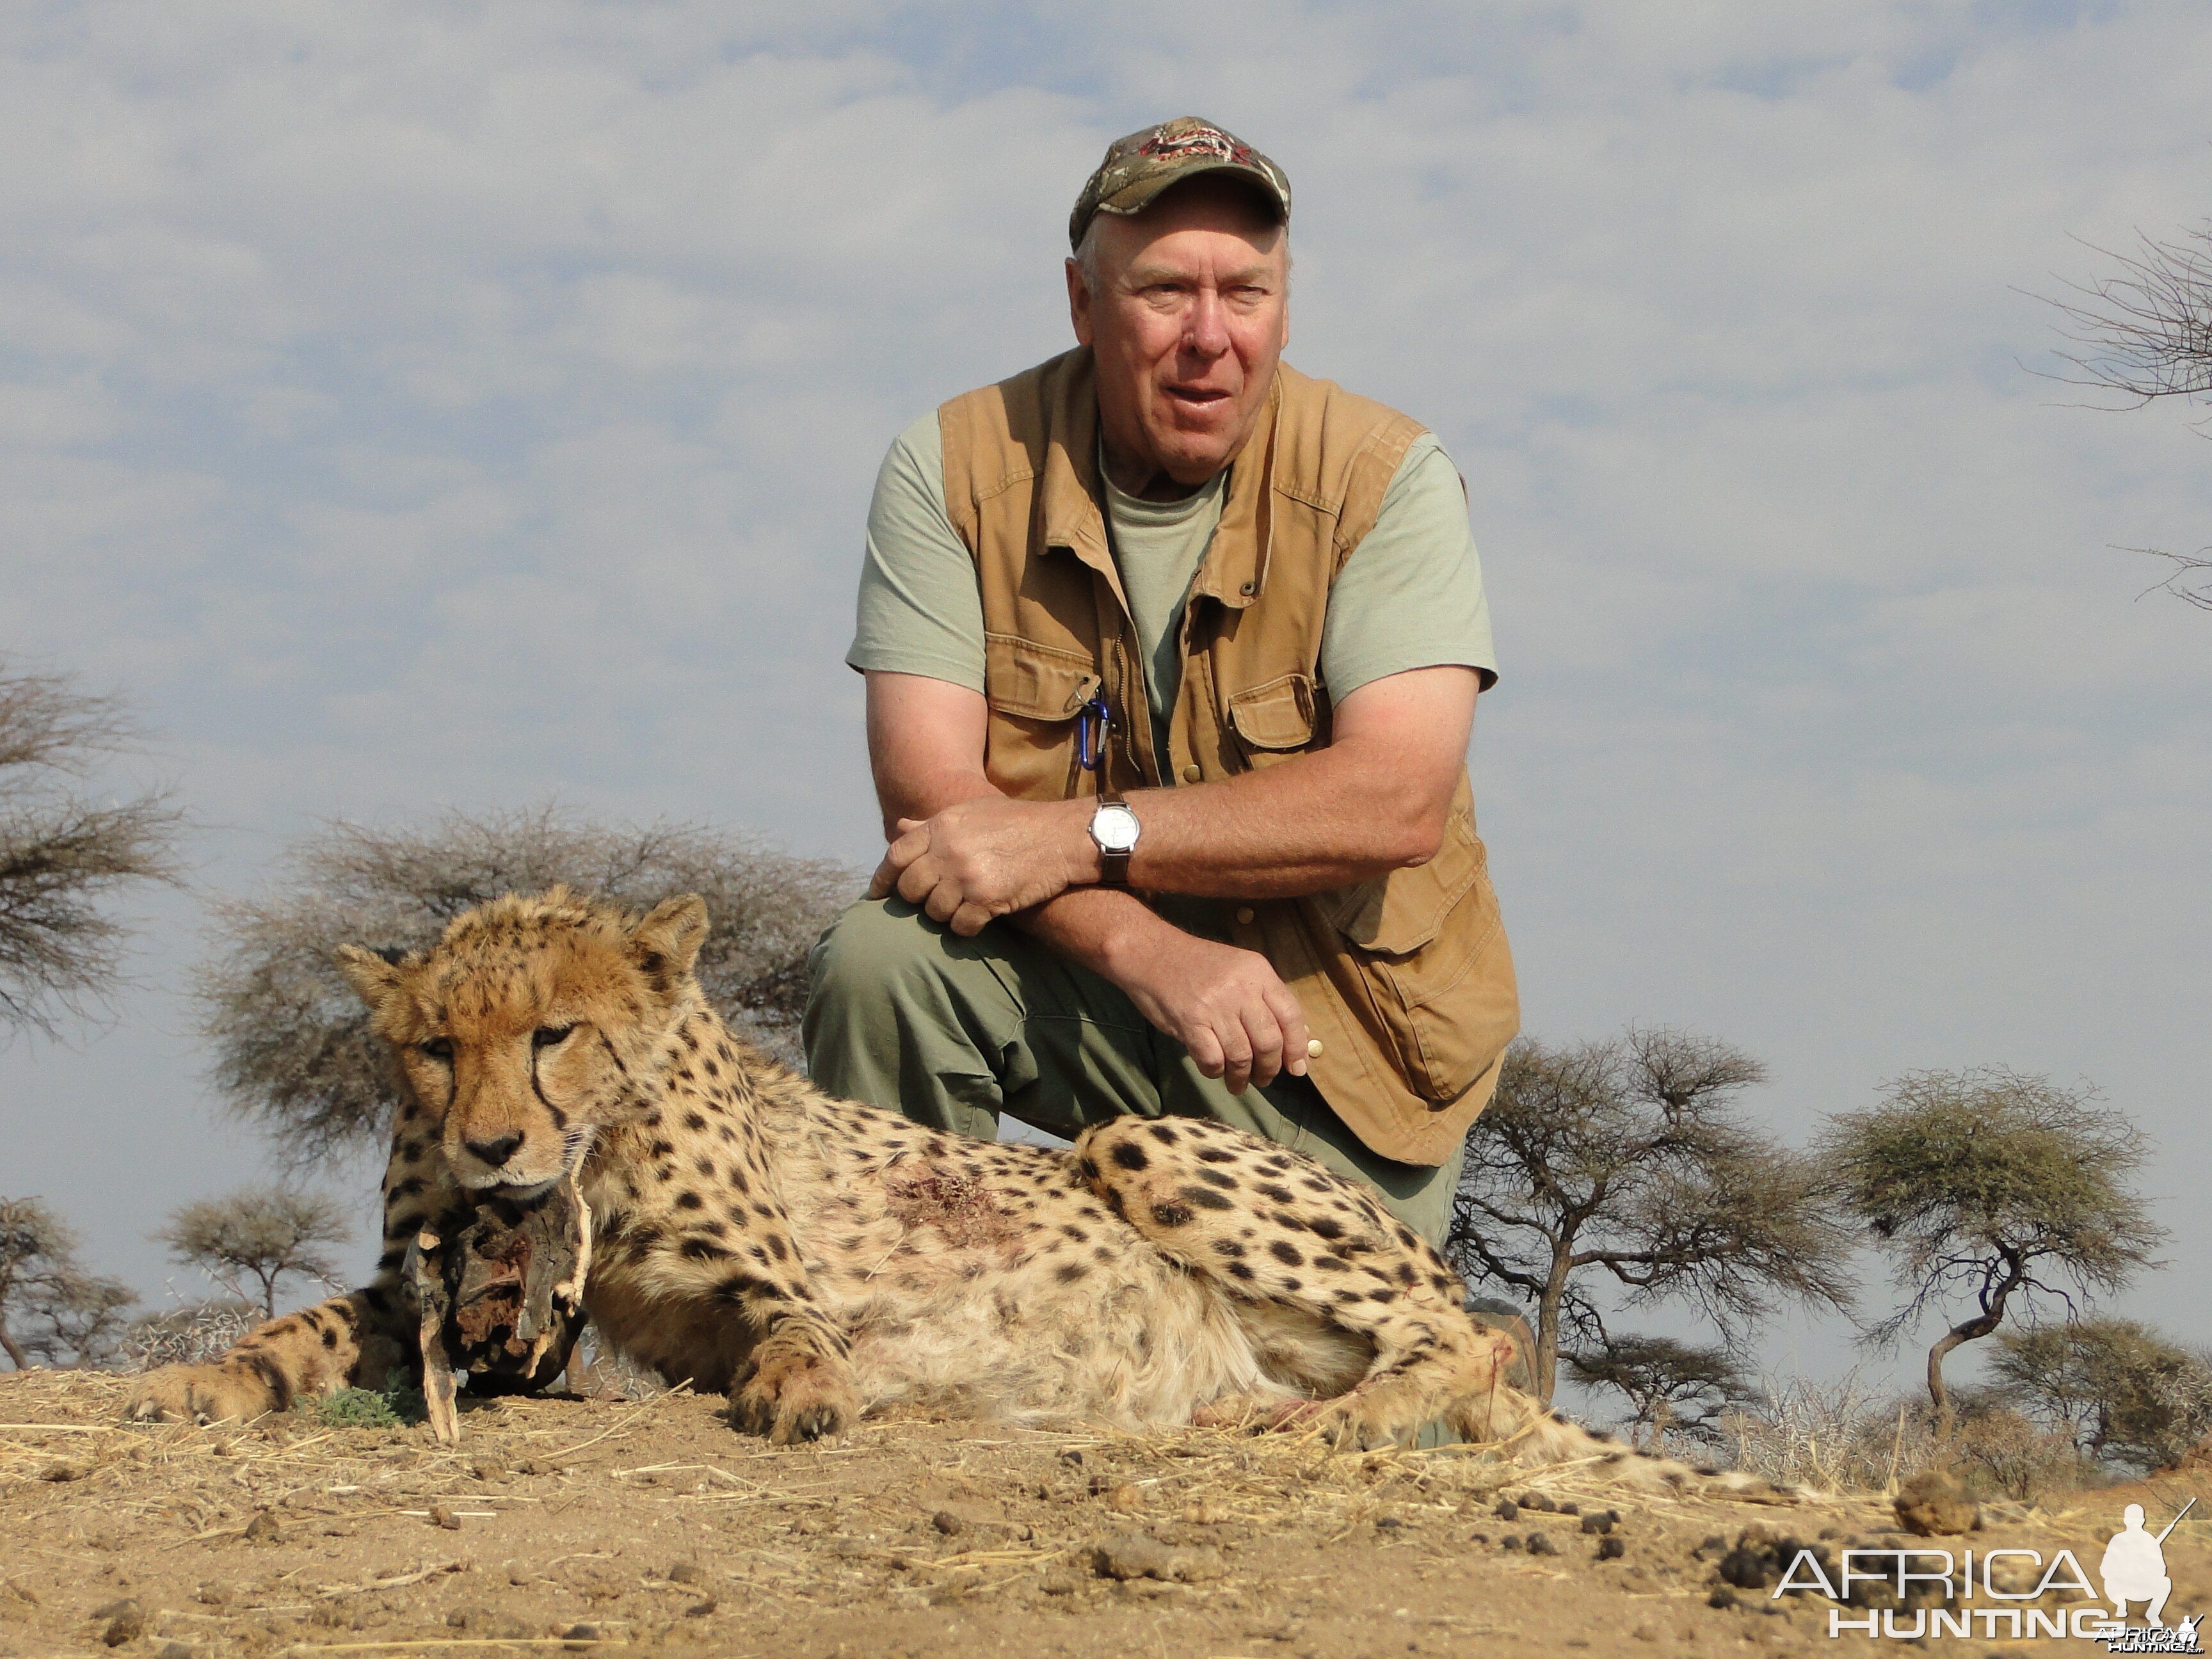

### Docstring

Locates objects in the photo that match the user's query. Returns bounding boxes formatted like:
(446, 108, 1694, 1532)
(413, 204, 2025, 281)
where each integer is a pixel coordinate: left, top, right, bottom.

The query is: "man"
(804, 116, 1517, 1247)
(2100, 1503, 2174, 1627)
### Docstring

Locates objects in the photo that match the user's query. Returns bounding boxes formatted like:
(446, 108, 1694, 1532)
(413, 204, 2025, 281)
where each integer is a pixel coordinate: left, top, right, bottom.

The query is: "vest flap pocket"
(1226, 673, 1317, 751)
(1315, 814, 1518, 1105)
(1323, 811, 1484, 956)
(984, 632, 1099, 721)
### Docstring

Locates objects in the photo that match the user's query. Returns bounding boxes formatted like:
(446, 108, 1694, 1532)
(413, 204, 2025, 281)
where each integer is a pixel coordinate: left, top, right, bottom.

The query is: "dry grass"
(1719, 1373, 2108, 1503)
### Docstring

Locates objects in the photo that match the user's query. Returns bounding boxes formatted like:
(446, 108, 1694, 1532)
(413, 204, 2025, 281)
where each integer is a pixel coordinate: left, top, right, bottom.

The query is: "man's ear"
(630, 894, 710, 993)
(1066, 256, 1094, 346)
(335, 943, 409, 1013)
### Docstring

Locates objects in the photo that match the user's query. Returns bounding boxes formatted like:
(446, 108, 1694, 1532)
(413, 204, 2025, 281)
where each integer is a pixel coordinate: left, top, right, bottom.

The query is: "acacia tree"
(195, 808, 858, 1166)
(1448, 1028, 1855, 1404)
(1564, 1334, 1761, 1449)
(0, 663, 184, 1036)
(2040, 219, 2212, 609)
(1818, 1068, 2166, 1438)
(1989, 1317, 2212, 1474)
(155, 1187, 351, 1318)
(0, 1196, 136, 1369)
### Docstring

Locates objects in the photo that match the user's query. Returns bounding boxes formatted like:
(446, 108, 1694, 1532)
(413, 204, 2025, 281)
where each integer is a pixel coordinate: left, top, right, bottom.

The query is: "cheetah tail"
(1447, 1385, 1801, 1501)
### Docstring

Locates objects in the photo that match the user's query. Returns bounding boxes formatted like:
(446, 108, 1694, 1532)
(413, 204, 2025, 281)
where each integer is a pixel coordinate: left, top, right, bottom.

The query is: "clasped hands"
(869, 796, 1314, 1094)
(867, 796, 1094, 936)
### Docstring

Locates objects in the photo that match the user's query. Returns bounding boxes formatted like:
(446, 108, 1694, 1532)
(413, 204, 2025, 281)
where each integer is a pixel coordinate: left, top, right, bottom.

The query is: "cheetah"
(124, 888, 1761, 1485)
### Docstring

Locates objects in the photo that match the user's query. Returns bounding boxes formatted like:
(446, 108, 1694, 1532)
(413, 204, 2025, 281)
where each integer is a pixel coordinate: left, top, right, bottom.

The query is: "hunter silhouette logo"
(1772, 1495, 2199, 1647)
(2096, 1499, 2200, 1655)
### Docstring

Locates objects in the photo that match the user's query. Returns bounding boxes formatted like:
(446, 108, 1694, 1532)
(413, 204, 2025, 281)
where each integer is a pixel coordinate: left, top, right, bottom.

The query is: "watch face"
(1093, 803, 1141, 853)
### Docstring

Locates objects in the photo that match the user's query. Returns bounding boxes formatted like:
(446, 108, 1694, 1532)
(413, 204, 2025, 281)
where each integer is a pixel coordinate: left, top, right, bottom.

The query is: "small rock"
(1059, 1449, 1084, 1466)
(40, 1461, 86, 1482)
(1692, 1532, 1729, 1561)
(1719, 1546, 1776, 1590)
(666, 1562, 705, 1585)
(1632, 1624, 1660, 1642)
(1708, 1586, 1739, 1610)
(1558, 1501, 1580, 1516)
(1089, 1532, 1226, 1583)
(1180, 1500, 1231, 1525)
(683, 1599, 717, 1617)
(469, 1458, 507, 1482)
(1495, 1498, 1519, 1521)
(99, 1601, 145, 1647)
(243, 1510, 282, 1543)
(157, 1644, 194, 1659)
(428, 1505, 462, 1530)
(1597, 1535, 1627, 1561)
(90, 1598, 138, 1621)
(1468, 1532, 1490, 1545)
(1893, 1470, 1980, 1537)
(1526, 1531, 1559, 1557)
(562, 1623, 601, 1647)
(1038, 1574, 1080, 1596)
(209, 1439, 232, 1457)
(932, 1510, 967, 1537)
(1374, 1516, 1402, 1531)
(1580, 1511, 1612, 1534)
(1097, 1482, 1142, 1509)
(1518, 1491, 1556, 1512)
(195, 1583, 227, 1606)
(1501, 1534, 1525, 1551)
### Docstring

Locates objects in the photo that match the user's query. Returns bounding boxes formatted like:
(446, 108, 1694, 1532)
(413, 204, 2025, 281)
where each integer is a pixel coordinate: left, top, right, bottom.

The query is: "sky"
(3, 1, 2208, 1407)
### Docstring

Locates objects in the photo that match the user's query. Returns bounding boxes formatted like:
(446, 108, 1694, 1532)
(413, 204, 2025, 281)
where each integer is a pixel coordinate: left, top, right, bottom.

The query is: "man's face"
(1067, 178, 1288, 493)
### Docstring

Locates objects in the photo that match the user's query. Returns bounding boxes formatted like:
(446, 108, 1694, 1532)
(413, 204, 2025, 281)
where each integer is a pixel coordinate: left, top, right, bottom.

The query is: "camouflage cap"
(1068, 116, 1290, 250)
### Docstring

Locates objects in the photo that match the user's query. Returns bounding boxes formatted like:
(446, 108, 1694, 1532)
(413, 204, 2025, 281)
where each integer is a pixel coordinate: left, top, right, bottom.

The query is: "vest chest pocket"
(1226, 672, 1317, 771)
(1318, 812, 1518, 1104)
(982, 632, 1101, 801)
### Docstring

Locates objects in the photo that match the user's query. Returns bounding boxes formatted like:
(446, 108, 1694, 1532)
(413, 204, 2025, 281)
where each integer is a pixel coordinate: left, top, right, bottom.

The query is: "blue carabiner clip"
(1076, 692, 1110, 773)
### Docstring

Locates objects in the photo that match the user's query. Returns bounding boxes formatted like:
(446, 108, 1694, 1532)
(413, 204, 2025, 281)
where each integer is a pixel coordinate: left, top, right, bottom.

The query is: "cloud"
(1, 2, 2205, 1379)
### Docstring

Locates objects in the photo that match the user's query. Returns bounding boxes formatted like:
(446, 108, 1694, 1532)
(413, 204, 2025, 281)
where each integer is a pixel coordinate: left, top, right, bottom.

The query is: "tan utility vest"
(938, 348, 1519, 1166)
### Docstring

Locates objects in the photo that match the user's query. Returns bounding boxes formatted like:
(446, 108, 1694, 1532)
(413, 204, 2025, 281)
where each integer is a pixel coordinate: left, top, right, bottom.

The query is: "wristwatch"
(1088, 795, 1141, 886)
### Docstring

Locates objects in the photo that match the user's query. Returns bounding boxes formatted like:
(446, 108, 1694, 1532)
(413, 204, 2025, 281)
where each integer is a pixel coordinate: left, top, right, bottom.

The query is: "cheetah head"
(335, 886, 710, 1196)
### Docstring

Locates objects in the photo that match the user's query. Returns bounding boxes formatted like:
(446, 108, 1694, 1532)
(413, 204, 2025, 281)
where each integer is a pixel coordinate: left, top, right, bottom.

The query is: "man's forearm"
(1112, 741, 1448, 899)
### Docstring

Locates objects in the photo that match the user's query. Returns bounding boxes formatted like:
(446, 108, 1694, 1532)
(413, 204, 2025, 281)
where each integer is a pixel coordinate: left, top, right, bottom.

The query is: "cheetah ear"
(335, 943, 409, 1012)
(630, 894, 709, 992)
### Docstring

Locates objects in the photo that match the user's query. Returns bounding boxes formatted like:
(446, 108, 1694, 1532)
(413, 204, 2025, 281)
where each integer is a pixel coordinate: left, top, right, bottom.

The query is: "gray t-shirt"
(849, 411, 1497, 767)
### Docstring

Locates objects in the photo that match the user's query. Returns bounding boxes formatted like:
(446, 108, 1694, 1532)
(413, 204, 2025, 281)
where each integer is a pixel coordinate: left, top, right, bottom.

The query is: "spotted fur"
(125, 889, 1782, 1488)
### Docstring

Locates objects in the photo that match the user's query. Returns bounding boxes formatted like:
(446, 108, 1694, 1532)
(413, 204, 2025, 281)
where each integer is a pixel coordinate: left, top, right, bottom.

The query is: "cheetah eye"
(532, 1025, 575, 1050)
(419, 1038, 454, 1063)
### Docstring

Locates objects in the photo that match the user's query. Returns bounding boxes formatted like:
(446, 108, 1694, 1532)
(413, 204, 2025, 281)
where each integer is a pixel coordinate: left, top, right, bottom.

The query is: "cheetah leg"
(1076, 1115, 1506, 1450)
(125, 1118, 451, 1426)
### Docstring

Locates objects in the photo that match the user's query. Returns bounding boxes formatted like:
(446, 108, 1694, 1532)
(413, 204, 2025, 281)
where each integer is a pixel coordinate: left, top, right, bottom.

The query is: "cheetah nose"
(464, 1132, 524, 1167)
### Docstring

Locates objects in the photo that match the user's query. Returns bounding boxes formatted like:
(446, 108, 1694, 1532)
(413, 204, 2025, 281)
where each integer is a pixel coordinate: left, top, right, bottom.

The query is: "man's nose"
(1182, 288, 1230, 357)
(464, 1132, 523, 1167)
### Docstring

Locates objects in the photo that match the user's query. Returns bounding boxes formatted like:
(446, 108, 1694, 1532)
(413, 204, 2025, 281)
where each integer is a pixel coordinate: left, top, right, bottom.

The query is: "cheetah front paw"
(124, 1363, 280, 1427)
(729, 1343, 859, 1445)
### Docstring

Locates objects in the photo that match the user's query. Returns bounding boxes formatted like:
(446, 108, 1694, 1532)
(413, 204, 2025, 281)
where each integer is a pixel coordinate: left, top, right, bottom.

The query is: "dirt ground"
(3, 1370, 2207, 1659)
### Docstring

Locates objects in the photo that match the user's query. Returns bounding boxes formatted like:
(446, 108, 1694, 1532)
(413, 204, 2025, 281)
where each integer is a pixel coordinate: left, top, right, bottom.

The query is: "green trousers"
(801, 897, 1465, 1249)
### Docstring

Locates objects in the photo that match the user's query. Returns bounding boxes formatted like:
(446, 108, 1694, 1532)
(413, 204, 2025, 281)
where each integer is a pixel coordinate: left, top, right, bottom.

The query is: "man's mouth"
(1164, 385, 1231, 406)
